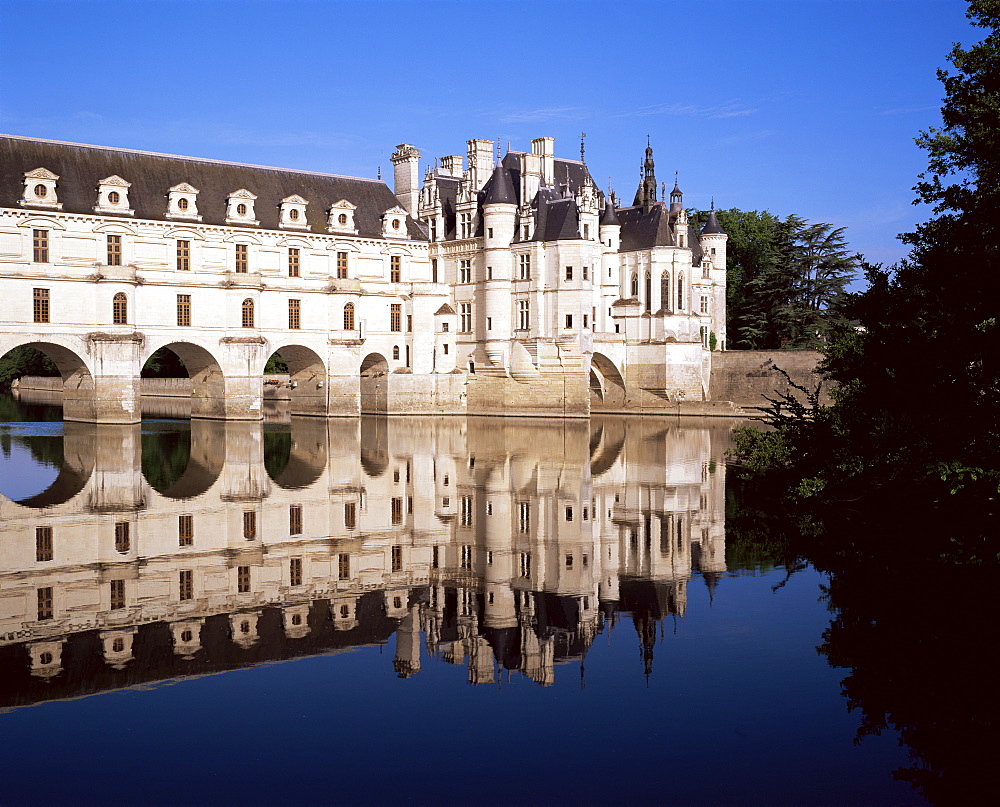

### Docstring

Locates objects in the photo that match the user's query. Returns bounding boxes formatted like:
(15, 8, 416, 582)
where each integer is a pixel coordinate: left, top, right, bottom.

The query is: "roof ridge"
(0, 133, 385, 183)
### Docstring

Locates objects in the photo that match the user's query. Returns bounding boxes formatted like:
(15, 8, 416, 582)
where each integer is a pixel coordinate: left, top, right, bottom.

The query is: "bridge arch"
(142, 339, 226, 419)
(590, 352, 627, 410)
(263, 342, 328, 417)
(360, 352, 389, 415)
(1, 336, 97, 421)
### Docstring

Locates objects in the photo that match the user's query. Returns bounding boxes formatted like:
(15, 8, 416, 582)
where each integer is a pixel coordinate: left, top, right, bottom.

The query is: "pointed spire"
(702, 201, 725, 235)
(483, 158, 517, 205)
(580, 131, 587, 163)
(600, 194, 620, 226)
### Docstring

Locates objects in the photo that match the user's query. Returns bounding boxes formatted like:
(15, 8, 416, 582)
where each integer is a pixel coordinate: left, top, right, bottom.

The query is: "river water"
(0, 394, 971, 805)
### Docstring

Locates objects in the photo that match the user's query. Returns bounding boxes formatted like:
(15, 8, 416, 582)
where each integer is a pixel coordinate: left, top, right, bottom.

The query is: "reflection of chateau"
(0, 417, 728, 707)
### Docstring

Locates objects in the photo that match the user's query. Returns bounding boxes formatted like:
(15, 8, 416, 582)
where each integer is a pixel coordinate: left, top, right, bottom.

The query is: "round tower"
(700, 204, 728, 350)
(482, 160, 517, 365)
(599, 195, 621, 333)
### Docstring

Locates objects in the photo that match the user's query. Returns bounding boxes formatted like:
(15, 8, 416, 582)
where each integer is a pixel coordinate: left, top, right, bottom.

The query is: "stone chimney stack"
(391, 143, 421, 218)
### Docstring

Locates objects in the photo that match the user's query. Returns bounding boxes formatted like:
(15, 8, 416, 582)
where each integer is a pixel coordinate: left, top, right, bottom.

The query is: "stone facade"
(0, 133, 728, 421)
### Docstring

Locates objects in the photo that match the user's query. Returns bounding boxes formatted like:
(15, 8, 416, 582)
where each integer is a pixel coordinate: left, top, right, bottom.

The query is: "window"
(519, 254, 531, 279)
(178, 197, 189, 211)
(407, 314, 413, 332)
(461, 544, 472, 570)
(486, 317, 492, 331)
(703, 261, 711, 279)
(431, 258, 438, 282)
(343, 302, 355, 330)
(429, 219, 438, 240)
(289, 504, 303, 535)
(288, 298, 301, 329)
(177, 294, 191, 326)
(459, 260, 472, 283)
(519, 552, 531, 578)
(235, 243, 248, 273)
(288, 248, 300, 277)
(518, 300, 530, 330)
(700, 295, 710, 314)
(107, 234, 122, 266)
(583, 223, 590, 239)
(443, 344, 449, 355)
(487, 266, 493, 279)
(566, 554, 574, 569)
(565, 314, 573, 329)
(630, 274, 638, 297)
(391, 545, 403, 572)
(110, 579, 125, 610)
(565, 266, 573, 280)
(242, 298, 255, 328)
(583, 314, 589, 328)
(108, 191, 120, 205)
(337, 251, 348, 279)
(112, 292, 127, 325)
(115, 521, 130, 553)
(178, 514, 194, 546)
(390, 303, 402, 332)
(35, 526, 53, 561)
(487, 227, 493, 239)
(432, 545, 440, 569)
(338, 213, 348, 226)
(460, 212, 473, 239)
(583, 266, 589, 280)
(238, 566, 251, 593)
(390, 255, 401, 282)
(170, 240, 192, 277)
(518, 501, 530, 533)
(441, 322, 449, 333)
(243, 510, 256, 540)
(37, 587, 53, 620)
(460, 496, 473, 527)
(179, 570, 193, 601)
(391, 496, 403, 525)
(290, 558, 303, 587)
(677, 273, 685, 310)
(338, 553, 350, 580)
(237, 203, 247, 216)
(566, 506, 574, 521)
(344, 501, 356, 530)
(392, 345, 399, 361)
(460, 303, 472, 333)
(33, 229, 48, 263)
(34, 184, 47, 199)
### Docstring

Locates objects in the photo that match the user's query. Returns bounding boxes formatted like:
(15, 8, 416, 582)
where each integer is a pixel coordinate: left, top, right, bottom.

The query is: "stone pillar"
(64, 332, 143, 424)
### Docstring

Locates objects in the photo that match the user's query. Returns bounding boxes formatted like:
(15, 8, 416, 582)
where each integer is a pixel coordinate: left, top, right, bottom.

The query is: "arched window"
(630, 274, 638, 297)
(392, 345, 399, 360)
(644, 272, 652, 312)
(242, 298, 255, 328)
(112, 292, 128, 325)
(343, 302, 355, 331)
(677, 272, 685, 311)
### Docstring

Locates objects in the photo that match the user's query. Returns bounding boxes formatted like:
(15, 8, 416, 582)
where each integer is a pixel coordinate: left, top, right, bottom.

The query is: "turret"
(391, 144, 421, 218)
(699, 203, 729, 350)
(482, 160, 517, 354)
(633, 140, 658, 212)
(669, 178, 683, 212)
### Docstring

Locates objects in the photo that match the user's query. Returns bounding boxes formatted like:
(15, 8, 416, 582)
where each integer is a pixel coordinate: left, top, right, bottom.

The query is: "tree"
(0, 346, 59, 393)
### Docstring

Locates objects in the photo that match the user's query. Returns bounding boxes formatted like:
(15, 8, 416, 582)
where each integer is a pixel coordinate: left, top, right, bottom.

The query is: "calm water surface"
(0, 395, 929, 805)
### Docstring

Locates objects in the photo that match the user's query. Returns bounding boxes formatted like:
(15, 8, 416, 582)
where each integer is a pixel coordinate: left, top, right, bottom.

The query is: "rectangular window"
(288, 298, 301, 329)
(441, 322, 449, 333)
(519, 254, 531, 280)
(460, 212, 472, 239)
(518, 300, 529, 330)
(566, 554, 574, 569)
(390, 303, 402, 332)
(566, 506, 574, 521)
(519, 552, 531, 578)
(443, 344, 449, 355)
(177, 294, 191, 326)
(583, 314, 589, 328)
(429, 219, 437, 241)
(35, 526, 53, 561)
(289, 504, 303, 535)
(178, 514, 194, 546)
(460, 303, 472, 333)
(290, 557, 303, 587)
(487, 227, 493, 239)
(391, 545, 403, 572)
(459, 260, 472, 283)
(391, 496, 403, 525)
(407, 314, 413, 332)
(288, 247, 300, 277)
(177, 240, 190, 270)
(337, 251, 348, 279)
(243, 510, 256, 540)
(460, 495, 473, 527)
(431, 258, 438, 282)
(487, 266, 493, 279)
(238, 565, 251, 593)
(518, 502, 530, 533)
(33, 229, 49, 263)
(583, 223, 590, 239)
(338, 553, 350, 580)
(115, 521, 130, 553)
(344, 501, 356, 530)
(37, 587, 53, 621)
(110, 579, 126, 610)
(565, 314, 573, 329)
(33, 288, 49, 323)
(179, 570, 193, 601)
(565, 266, 573, 280)
(107, 234, 122, 266)
(583, 266, 589, 280)
(700, 295, 710, 314)
(461, 544, 472, 570)
(432, 545, 439, 569)
(390, 255, 401, 283)
(235, 243, 248, 273)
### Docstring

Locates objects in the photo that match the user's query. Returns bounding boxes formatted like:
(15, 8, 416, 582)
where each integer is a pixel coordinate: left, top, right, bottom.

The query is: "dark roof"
(600, 197, 620, 227)
(701, 208, 725, 235)
(482, 161, 516, 205)
(532, 195, 581, 241)
(617, 204, 675, 251)
(0, 134, 426, 240)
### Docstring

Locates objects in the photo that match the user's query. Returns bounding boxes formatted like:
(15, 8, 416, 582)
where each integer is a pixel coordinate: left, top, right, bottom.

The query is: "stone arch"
(264, 342, 328, 417)
(590, 352, 627, 410)
(360, 353, 389, 414)
(0, 336, 96, 422)
(143, 340, 226, 419)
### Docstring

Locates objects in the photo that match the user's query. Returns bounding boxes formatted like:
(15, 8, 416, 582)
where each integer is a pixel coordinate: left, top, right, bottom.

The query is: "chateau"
(0, 133, 727, 421)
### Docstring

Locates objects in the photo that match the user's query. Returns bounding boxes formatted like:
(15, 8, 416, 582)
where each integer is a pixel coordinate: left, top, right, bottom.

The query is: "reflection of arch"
(142, 420, 225, 499)
(2, 423, 96, 508)
(144, 341, 225, 419)
(266, 343, 327, 417)
(360, 416, 388, 477)
(0, 338, 95, 422)
(265, 418, 328, 489)
(589, 418, 627, 478)
(590, 353, 627, 410)
(360, 353, 389, 415)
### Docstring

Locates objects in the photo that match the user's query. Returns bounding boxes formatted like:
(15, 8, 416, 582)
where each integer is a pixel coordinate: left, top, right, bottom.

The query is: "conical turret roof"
(701, 206, 725, 235)
(600, 196, 620, 226)
(483, 160, 517, 205)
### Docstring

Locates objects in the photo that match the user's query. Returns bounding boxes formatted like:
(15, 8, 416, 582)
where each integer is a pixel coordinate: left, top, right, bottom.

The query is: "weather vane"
(580, 132, 587, 163)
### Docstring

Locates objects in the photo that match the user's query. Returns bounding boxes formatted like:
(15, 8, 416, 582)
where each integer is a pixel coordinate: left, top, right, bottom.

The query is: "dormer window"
(381, 205, 408, 239)
(279, 195, 309, 230)
(167, 183, 202, 221)
(20, 168, 62, 210)
(226, 190, 259, 226)
(327, 200, 357, 234)
(95, 175, 134, 215)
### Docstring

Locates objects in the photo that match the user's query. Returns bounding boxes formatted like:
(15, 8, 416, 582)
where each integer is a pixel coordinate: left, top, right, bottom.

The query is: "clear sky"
(0, 0, 981, 275)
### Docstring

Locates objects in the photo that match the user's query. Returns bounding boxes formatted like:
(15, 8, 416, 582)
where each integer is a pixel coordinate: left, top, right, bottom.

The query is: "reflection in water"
(0, 415, 728, 702)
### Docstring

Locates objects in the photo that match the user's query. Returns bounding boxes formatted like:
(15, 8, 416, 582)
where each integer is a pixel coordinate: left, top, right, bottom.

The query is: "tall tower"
(633, 140, 658, 212)
(482, 160, 517, 369)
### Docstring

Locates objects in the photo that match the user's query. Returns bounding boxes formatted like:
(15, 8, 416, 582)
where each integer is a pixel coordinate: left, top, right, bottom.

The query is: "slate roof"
(617, 204, 675, 251)
(0, 134, 426, 240)
(701, 208, 725, 234)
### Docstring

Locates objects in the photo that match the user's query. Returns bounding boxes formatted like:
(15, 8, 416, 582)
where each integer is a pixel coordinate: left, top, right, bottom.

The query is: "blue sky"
(0, 0, 980, 274)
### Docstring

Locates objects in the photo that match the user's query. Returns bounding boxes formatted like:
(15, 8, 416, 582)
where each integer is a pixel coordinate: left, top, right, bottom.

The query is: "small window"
(565, 554, 574, 569)
(32, 229, 48, 263)
(238, 566, 251, 593)
(392, 219, 400, 230)
(487, 227, 493, 238)
(565, 266, 573, 280)
(390, 255, 401, 282)
(443, 343, 449, 355)
(110, 579, 125, 610)
(108, 191, 120, 205)
(178, 197, 189, 211)
(344, 502, 356, 530)
(107, 234, 122, 266)
(112, 638, 125, 653)
(289, 504, 303, 535)
(115, 521, 130, 553)
(338, 553, 350, 580)
(566, 506, 574, 521)
(243, 510, 257, 540)
(34, 184, 47, 198)
(583, 223, 589, 239)
(178, 514, 194, 546)
(289, 209, 299, 221)
(179, 570, 193, 601)
(290, 557, 303, 587)
(288, 248, 300, 277)
(343, 302, 355, 330)
(565, 314, 573, 329)
(28, 289, 46, 324)
(235, 243, 248, 273)
(337, 251, 348, 279)
(338, 213, 348, 225)
(582, 266, 589, 280)
(441, 322, 449, 333)
(390, 303, 402, 332)
(392, 345, 400, 361)
(242, 298, 255, 328)
(288, 298, 301, 329)
(391, 545, 403, 572)
(37, 587, 53, 620)
(35, 526, 53, 562)
(112, 292, 128, 325)
(237, 203, 247, 216)
(176, 240, 190, 270)
(431, 258, 439, 283)
(391, 497, 403, 525)
(177, 294, 191, 326)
